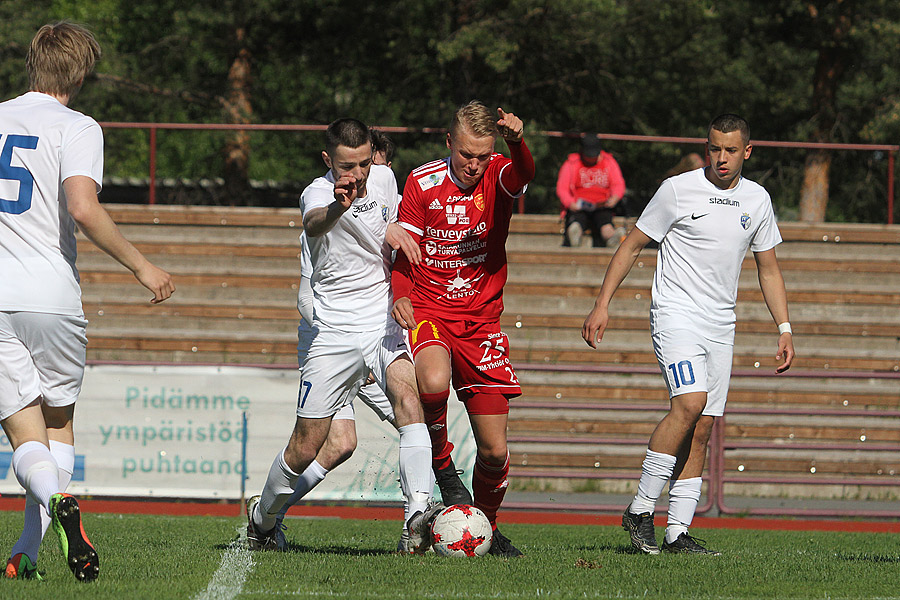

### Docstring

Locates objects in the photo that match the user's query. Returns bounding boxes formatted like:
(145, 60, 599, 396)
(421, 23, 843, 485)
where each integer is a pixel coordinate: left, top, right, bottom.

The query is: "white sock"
(276, 460, 329, 519)
(629, 449, 677, 515)
(666, 477, 702, 543)
(397, 423, 434, 524)
(254, 448, 300, 532)
(12, 441, 59, 514)
(10, 441, 74, 562)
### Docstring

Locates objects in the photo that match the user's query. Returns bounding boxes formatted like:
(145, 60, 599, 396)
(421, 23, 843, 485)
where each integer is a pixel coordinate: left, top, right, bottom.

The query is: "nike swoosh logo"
(691, 213, 709, 220)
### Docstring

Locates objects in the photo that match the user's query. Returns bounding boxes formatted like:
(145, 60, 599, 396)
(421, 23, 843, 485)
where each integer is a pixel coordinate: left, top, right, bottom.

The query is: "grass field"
(2, 510, 900, 599)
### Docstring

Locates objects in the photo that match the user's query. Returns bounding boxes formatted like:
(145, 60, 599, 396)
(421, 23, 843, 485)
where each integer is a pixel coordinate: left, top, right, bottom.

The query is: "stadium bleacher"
(78, 205, 900, 509)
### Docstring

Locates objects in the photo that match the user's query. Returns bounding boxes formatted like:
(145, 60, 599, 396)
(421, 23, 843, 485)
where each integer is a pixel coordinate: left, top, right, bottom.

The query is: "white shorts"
(298, 323, 394, 423)
(296, 321, 407, 419)
(652, 328, 733, 417)
(0, 311, 88, 421)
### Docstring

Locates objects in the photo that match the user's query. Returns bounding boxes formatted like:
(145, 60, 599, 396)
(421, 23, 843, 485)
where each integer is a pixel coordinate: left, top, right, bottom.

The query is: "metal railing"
(98, 122, 900, 224)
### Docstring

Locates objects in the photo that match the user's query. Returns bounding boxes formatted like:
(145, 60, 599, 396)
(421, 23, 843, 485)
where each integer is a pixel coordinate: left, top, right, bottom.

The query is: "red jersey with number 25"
(399, 154, 523, 322)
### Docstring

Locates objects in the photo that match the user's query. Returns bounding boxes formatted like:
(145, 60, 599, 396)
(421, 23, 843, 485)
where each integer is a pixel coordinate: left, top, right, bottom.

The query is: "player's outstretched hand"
(391, 297, 416, 330)
(386, 223, 421, 265)
(581, 305, 609, 349)
(135, 262, 175, 304)
(775, 333, 795, 373)
(333, 174, 358, 209)
(497, 108, 524, 142)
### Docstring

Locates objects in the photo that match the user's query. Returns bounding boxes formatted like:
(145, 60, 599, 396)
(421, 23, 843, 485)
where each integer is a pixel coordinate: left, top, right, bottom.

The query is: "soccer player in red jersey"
(391, 100, 535, 557)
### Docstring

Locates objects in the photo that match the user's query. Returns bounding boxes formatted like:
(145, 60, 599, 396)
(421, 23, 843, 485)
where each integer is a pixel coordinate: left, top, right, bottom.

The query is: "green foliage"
(1, 1, 899, 219)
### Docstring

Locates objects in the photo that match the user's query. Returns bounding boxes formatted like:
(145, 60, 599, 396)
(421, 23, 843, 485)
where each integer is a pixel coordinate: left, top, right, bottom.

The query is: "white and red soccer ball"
(430, 504, 493, 557)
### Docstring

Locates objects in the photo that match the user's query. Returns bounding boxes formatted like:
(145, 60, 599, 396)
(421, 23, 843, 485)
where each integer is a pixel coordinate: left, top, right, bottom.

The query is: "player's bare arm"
(497, 108, 524, 142)
(303, 174, 358, 237)
(754, 248, 795, 373)
(582, 227, 652, 348)
(391, 296, 416, 330)
(386, 223, 421, 266)
(64, 175, 174, 304)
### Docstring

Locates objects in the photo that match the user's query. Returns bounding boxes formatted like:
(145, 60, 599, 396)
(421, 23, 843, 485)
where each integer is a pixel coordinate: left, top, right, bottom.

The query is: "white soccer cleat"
(399, 500, 444, 554)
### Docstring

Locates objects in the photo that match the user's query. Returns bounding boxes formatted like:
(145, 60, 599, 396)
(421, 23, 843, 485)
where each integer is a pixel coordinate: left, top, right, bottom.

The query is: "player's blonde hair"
(449, 100, 498, 140)
(27, 22, 101, 98)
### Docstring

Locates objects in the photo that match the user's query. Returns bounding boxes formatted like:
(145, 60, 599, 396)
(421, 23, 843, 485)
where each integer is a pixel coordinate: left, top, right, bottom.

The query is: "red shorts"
(408, 313, 521, 411)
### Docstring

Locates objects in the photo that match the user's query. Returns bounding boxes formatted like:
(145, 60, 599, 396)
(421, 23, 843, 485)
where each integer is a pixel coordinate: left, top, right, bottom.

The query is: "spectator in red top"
(557, 134, 626, 248)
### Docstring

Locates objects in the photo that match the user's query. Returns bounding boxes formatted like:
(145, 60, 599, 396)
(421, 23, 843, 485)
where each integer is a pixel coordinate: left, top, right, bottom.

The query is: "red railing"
(99, 122, 899, 224)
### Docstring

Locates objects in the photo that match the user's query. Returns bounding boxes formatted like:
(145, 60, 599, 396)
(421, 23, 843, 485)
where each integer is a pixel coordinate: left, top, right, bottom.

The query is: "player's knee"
(416, 369, 450, 395)
(476, 442, 508, 467)
(670, 394, 706, 423)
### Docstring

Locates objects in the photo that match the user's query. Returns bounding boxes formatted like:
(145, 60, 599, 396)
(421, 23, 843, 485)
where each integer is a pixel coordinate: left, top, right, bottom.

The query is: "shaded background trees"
(1, 0, 898, 221)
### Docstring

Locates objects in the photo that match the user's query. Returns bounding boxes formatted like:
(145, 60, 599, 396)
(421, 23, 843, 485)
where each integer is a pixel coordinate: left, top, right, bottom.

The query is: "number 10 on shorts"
(667, 360, 695, 389)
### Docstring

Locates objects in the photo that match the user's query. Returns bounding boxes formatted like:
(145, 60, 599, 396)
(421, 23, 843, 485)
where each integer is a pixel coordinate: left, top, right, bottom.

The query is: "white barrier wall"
(0, 365, 477, 502)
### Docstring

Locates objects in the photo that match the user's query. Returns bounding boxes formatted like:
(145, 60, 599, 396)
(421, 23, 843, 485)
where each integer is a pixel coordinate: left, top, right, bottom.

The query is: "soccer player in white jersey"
(583, 114, 795, 555)
(0, 23, 174, 581)
(272, 137, 402, 534)
(246, 119, 438, 553)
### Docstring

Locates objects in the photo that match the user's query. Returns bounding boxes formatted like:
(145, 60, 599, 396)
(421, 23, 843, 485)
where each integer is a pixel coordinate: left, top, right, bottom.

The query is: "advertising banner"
(0, 365, 476, 502)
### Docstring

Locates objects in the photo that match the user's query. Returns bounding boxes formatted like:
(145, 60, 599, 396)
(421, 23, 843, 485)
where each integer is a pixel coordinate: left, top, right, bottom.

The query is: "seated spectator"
(557, 134, 626, 247)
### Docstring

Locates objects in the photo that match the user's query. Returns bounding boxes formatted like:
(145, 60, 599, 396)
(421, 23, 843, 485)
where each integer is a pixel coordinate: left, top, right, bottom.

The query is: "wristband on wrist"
(778, 322, 792, 335)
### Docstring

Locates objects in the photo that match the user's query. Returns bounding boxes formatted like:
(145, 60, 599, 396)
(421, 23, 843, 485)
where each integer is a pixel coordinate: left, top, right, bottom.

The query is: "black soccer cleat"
(487, 528, 523, 558)
(622, 508, 660, 555)
(434, 461, 473, 506)
(661, 532, 722, 555)
(50, 493, 100, 582)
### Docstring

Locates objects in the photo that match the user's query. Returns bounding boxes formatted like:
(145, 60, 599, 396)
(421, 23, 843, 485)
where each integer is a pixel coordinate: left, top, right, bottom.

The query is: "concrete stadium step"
(505, 333, 900, 372)
(515, 370, 900, 409)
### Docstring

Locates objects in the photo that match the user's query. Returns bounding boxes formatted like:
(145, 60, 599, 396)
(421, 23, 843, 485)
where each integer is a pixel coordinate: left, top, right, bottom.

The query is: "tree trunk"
(223, 26, 252, 206)
(799, 149, 831, 222)
(798, 1, 850, 223)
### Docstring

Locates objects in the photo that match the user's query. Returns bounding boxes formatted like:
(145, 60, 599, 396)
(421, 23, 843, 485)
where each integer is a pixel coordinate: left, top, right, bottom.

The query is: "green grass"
(2, 510, 900, 599)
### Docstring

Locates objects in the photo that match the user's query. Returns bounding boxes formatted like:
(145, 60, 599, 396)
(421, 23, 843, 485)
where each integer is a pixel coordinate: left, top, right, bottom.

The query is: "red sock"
(420, 390, 453, 470)
(473, 453, 509, 528)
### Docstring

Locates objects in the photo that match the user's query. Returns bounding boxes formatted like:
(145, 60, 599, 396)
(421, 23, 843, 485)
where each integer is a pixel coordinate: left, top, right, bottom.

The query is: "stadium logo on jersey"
(351, 199, 377, 217)
(445, 205, 470, 225)
(428, 198, 443, 210)
(473, 193, 485, 212)
(709, 197, 740, 207)
(741, 213, 751, 230)
(418, 171, 446, 191)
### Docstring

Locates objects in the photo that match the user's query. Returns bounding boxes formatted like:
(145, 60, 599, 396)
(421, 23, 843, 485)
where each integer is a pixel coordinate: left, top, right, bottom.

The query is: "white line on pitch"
(193, 525, 254, 600)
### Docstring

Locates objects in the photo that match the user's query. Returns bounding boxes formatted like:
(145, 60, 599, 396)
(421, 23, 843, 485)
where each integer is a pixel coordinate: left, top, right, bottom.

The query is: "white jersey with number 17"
(635, 168, 782, 344)
(0, 92, 104, 316)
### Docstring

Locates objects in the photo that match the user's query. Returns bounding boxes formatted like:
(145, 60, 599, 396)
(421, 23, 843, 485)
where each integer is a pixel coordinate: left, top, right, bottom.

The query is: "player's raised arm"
(497, 107, 523, 142)
(582, 226, 652, 348)
(303, 174, 358, 237)
(497, 107, 535, 193)
(64, 175, 174, 304)
(754, 247, 795, 373)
